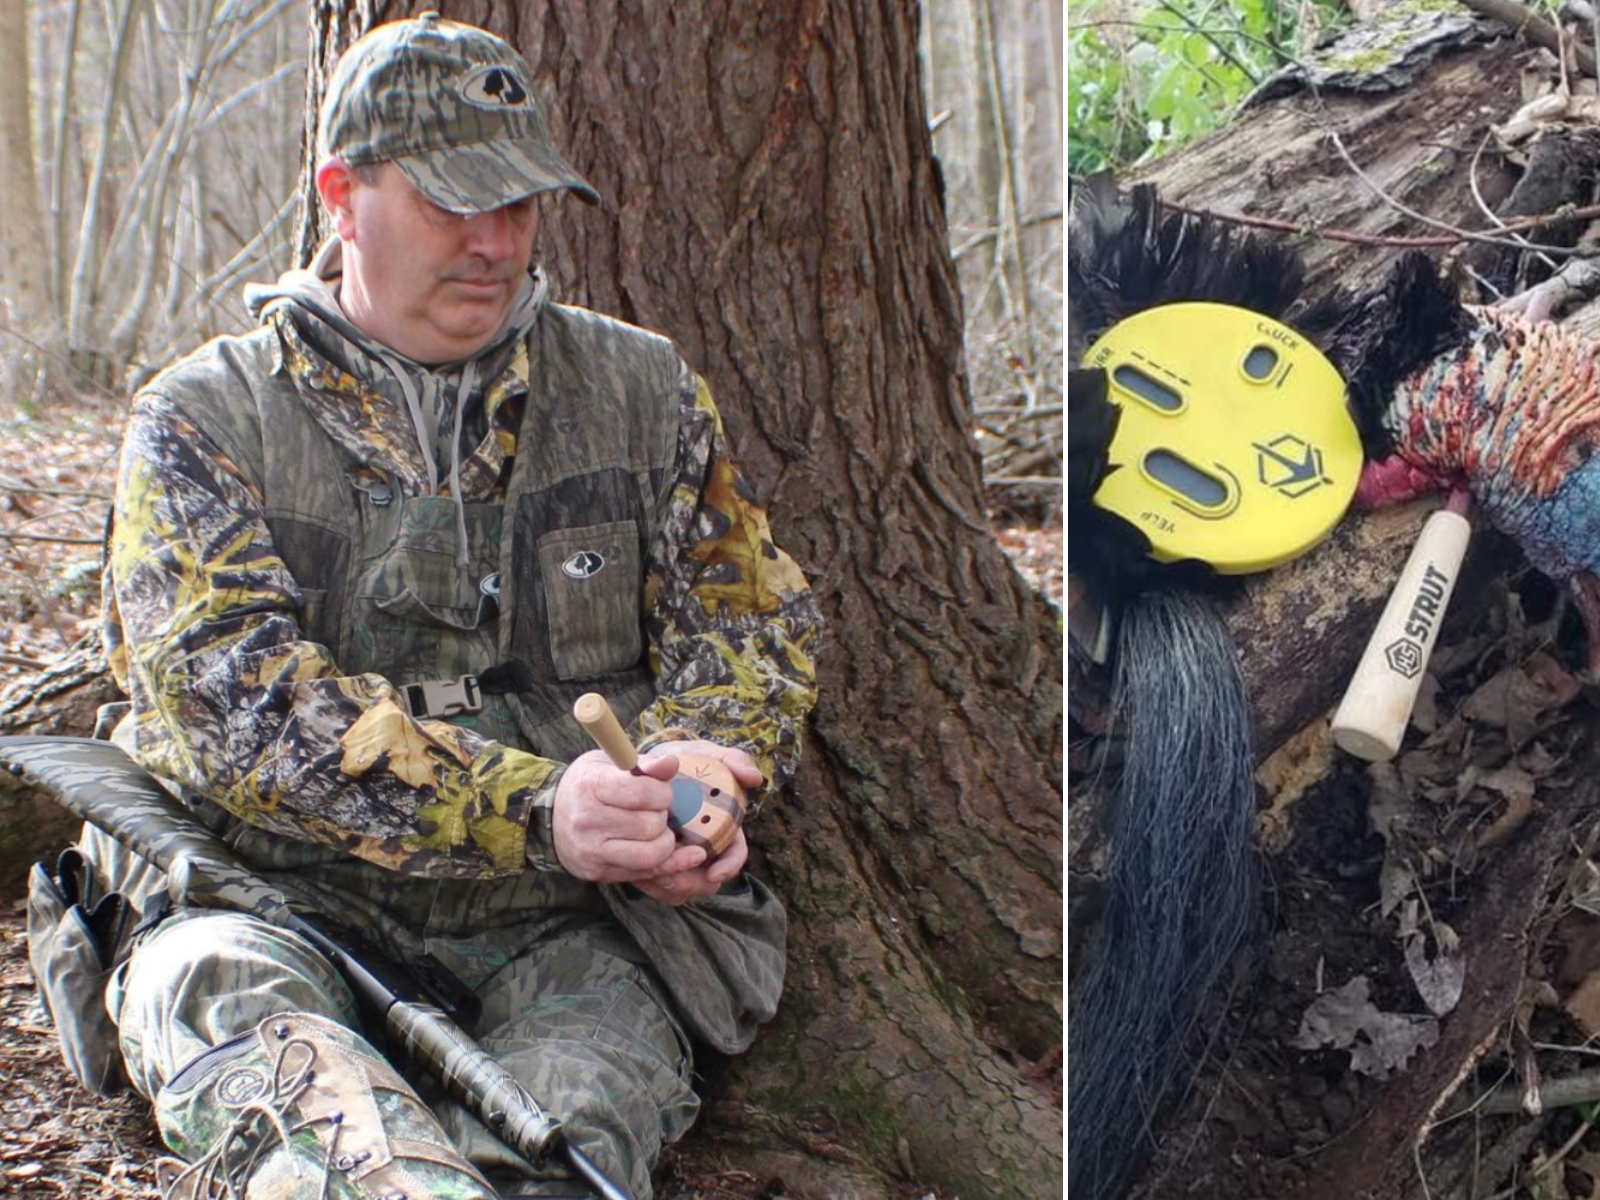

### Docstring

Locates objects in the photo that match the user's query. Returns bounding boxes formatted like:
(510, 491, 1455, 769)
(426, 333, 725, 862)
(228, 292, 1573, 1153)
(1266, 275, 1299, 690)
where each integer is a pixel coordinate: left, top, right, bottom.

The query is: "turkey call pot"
(572, 692, 748, 858)
(663, 753, 747, 858)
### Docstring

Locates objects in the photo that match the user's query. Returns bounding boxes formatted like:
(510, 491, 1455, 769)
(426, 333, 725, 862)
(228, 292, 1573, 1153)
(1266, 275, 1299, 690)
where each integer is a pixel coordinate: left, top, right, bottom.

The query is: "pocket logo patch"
(561, 550, 606, 579)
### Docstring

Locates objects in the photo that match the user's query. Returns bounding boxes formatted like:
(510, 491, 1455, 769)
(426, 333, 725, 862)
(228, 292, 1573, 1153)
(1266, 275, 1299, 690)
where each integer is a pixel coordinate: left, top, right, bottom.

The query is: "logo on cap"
(460, 64, 531, 109)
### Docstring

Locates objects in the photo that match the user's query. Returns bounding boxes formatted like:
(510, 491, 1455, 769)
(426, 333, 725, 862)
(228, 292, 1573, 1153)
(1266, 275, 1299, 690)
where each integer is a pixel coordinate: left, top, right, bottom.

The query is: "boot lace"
(165, 1033, 347, 1200)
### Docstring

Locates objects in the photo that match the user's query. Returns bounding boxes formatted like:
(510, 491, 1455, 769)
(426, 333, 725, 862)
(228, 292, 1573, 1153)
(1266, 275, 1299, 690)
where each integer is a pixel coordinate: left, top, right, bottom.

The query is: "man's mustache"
(442, 262, 519, 284)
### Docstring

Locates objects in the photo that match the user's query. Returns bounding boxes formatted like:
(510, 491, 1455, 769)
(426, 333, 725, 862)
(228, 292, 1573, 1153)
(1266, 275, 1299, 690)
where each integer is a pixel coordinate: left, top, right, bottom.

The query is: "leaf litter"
(1131, 572, 1600, 1199)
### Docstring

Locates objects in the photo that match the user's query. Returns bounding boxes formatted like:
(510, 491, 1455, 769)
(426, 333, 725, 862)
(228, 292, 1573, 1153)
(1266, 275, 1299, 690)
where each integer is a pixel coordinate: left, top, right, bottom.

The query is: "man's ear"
(315, 159, 359, 239)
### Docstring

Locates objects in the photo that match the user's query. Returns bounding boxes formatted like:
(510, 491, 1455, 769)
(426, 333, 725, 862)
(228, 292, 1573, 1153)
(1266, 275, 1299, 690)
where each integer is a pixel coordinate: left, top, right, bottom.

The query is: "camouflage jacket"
(103, 249, 822, 883)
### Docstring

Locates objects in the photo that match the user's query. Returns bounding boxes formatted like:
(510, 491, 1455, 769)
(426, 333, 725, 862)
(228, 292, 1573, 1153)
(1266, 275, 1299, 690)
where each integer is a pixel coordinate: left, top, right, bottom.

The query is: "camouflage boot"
(153, 1011, 498, 1200)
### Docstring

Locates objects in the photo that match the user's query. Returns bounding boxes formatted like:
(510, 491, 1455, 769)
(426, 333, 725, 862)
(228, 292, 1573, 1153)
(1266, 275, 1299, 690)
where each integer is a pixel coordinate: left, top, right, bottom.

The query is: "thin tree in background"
(975, 0, 1034, 363)
(0, 0, 55, 408)
(65, 0, 147, 387)
(47, 0, 84, 324)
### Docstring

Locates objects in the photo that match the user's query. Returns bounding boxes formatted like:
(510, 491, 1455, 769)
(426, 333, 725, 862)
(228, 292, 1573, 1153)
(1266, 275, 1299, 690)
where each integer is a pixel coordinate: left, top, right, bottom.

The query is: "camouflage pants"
(111, 907, 699, 1198)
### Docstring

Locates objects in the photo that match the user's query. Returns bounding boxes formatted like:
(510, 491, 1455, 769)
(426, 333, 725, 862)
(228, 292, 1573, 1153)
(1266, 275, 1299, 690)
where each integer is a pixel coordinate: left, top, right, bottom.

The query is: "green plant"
(1068, 0, 1348, 175)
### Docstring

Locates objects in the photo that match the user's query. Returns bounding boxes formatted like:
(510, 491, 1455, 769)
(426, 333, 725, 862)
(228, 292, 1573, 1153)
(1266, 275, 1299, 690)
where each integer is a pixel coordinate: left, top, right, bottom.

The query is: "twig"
(1071, 18, 1305, 61)
(0, 531, 103, 546)
(1532, 1039, 1600, 1057)
(1457, 0, 1598, 78)
(1467, 128, 1560, 274)
(985, 475, 1063, 488)
(1483, 1107, 1599, 1200)
(1152, 0, 1264, 84)
(1457, 1066, 1600, 1115)
(1414, 1138, 1436, 1200)
(1163, 195, 1600, 253)
(0, 479, 111, 502)
(1466, 266, 1510, 302)
(953, 209, 1065, 260)
(0, 325, 121, 401)
(975, 403, 1064, 419)
(0, 653, 46, 670)
(1323, 128, 1596, 255)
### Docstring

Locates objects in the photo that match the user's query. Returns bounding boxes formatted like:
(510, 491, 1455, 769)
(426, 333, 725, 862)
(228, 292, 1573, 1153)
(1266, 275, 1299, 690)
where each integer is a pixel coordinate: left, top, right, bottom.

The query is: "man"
(87, 12, 821, 1199)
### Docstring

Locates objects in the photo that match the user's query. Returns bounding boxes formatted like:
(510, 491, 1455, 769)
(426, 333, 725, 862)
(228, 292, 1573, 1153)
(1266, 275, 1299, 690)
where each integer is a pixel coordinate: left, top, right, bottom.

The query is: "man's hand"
(631, 827, 749, 906)
(551, 742, 762, 906)
(632, 740, 761, 905)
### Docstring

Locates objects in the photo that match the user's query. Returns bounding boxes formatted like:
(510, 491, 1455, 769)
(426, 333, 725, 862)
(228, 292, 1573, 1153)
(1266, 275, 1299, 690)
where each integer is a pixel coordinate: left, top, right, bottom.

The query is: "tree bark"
(1123, 31, 1529, 316)
(301, 1, 1065, 1194)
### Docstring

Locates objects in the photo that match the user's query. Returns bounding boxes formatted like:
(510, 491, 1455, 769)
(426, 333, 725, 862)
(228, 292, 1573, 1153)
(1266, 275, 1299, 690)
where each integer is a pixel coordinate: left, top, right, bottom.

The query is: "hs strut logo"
(1382, 563, 1452, 679)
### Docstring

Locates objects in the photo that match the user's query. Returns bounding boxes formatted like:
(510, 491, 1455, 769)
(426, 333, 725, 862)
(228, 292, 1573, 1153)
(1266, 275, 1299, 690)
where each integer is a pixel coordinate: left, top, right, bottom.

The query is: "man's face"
(318, 160, 539, 364)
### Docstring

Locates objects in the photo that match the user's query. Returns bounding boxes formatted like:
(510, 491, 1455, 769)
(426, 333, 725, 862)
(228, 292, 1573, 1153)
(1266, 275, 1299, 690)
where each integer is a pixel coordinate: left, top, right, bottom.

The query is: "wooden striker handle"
(573, 692, 639, 772)
(1330, 505, 1471, 762)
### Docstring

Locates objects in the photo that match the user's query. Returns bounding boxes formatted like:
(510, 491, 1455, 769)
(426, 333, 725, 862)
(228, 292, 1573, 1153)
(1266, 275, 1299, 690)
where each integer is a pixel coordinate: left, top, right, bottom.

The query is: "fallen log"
(0, 630, 117, 898)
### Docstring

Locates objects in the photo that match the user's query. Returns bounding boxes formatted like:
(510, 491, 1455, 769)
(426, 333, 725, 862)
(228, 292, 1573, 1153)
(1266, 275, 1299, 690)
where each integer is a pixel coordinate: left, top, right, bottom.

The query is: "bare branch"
(1163, 193, 1600, 253)
(0, 531, 104, 547)
(953, 208, 1064, 260)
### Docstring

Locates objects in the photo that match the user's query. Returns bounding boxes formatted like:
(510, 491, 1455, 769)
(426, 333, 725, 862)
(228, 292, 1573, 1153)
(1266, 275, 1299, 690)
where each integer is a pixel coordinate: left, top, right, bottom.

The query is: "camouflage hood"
(244, 239, 548, 563)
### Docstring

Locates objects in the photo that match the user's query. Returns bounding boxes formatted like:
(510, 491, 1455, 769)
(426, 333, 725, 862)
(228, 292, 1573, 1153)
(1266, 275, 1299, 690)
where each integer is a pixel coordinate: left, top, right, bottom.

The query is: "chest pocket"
(537, 521, 644, 681)
(348, 489, 504, 683)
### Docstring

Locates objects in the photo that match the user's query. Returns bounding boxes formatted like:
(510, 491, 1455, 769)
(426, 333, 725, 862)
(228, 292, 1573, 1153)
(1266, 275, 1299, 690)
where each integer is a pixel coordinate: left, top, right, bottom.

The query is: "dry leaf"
(1291, 975, 1440, 1078)
(1379, 856, 1416, 919)
(1473, 764, 1538, 850)
(1367, 761, 1428, 844)
(1477, 764, 1535, 797)
(1404, 924, 1465, 1016)
(1255, 719, 1334, 853)
(1564, 969, 1600, 1038)
(1412, 672, 1440, 734)
(340, 697, 440, 788)
(1462, 653, 1581, 747)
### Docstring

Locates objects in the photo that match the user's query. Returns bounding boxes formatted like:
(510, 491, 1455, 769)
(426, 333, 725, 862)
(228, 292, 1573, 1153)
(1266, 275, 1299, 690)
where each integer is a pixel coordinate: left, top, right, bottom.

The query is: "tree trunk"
(0, 0, 51, 320)
(65, 0, 145, 389)
(0, 0, 55, 409)
(304, 1, 1064, 1195)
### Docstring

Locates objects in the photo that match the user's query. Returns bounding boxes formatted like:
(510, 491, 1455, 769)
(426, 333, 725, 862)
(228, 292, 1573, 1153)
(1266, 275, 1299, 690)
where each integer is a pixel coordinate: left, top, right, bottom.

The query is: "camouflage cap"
(318, 12, 599, 213)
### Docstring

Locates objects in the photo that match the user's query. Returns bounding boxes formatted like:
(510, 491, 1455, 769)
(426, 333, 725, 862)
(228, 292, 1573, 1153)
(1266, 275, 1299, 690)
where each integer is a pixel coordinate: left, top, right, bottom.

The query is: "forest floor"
(1074, 566, 1600, 1200)
(0, 388, 1062, 1200)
